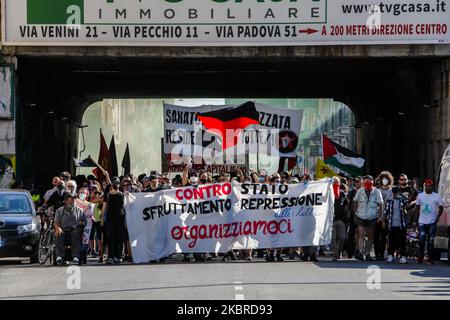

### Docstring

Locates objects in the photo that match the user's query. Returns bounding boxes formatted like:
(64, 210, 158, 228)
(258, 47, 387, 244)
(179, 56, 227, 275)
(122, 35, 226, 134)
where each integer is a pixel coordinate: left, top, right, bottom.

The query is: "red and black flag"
(93, 129, 112, 182)
(197, 101, 260, 149)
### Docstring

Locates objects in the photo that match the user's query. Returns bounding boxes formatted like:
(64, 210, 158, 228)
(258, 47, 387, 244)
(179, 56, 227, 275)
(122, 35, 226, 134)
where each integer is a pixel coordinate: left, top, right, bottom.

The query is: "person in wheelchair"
(54, 193, 86, 265)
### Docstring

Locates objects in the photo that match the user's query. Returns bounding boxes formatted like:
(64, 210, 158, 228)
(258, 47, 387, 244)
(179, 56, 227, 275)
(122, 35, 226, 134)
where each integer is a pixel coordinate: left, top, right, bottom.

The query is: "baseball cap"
(363, 175, 374, 181)
(64, 193, 76, 200)
(424, 179, 434, 186)
(149, 175, 158, 181)
(111, 176, 121, 185)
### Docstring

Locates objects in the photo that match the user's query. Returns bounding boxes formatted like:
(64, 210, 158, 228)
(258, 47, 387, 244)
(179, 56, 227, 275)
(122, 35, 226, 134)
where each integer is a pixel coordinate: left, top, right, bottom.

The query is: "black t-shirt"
(347, 188, 357, 213)
(47, 190, 70, 211)
(334, 191, 349, 222)
(398, 185, 418, 204)
(106, 192, 124, 221)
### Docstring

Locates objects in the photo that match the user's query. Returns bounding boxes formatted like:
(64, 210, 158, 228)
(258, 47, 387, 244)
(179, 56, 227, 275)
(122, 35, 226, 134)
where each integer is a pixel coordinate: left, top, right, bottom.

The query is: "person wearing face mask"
(258, 169, 268, 183)
(162, 175, 173, 189)
(373, 171, 394, 260)
(415, 179, 444, 265)
(43, 176, 60, 204)
(77, 188, 94, 257)
(46, 180, 70, 213)
(345, 177, 362, 259)
(332, 179, 349, 261)
(384, 187, 409, 264)
(199, 172, 210, 185)
(102, 177, 126, 264)
(265, 175, 285, 262)
(352, 175, 384, 261)
(54, 193, 86, 265)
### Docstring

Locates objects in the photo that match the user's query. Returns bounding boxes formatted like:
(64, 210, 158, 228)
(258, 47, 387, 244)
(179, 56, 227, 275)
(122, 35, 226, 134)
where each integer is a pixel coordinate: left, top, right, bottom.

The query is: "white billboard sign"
(2, 0, 450, 46)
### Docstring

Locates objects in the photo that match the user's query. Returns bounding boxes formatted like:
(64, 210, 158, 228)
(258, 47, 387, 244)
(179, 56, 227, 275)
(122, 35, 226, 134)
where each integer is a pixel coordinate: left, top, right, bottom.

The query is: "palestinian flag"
(73, 157, 97, 167)
(322, 134, 365, 176)
(197, 101, 260, 150)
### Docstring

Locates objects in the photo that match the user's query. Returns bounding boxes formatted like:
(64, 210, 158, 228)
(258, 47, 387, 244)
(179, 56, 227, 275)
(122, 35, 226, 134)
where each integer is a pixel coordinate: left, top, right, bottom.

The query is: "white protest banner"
(3, 0, 449, 46)
(75, 200, 95, 246)
(125, 179, 334, 263)
(163, 103, 302, 170)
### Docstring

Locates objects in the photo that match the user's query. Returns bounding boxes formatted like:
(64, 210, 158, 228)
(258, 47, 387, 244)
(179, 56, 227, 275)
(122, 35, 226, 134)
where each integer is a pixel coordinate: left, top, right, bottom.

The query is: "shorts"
(355, 216, 377, 229)
(89, 221, 103, 241)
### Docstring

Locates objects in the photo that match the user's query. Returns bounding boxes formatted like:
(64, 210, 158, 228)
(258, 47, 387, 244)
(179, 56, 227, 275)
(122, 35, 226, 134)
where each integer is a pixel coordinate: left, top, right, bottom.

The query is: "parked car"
(0, 190, 40, 263)
(435, 144, 450, 264)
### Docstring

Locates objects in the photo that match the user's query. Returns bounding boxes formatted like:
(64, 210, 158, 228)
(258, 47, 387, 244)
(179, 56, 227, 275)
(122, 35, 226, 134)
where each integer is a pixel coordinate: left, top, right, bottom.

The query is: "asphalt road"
(1, 255, 449, 300)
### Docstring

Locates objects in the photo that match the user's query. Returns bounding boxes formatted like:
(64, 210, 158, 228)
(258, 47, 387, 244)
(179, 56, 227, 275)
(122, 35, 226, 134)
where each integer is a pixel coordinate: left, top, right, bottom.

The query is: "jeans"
(388, 227, 406, 257)
(332, 220, 346, 257)
(345, 212, 357, 256)
(418, 223, 437, 258)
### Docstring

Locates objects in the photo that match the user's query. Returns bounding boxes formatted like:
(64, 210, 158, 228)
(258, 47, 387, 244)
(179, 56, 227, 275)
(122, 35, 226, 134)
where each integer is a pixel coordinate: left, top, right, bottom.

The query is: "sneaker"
(399, 256, 407, 264)
(246, 256, 253, 262)
(182, 255, 191, 262)
(355, 252, 364, 261)
(113, 257, 120, 264)
(276, 255, 284, 262)
(106, 258, 114, 265)
(387, 255, 394, 263)
(365, 255, 373, 262)
(73, 256, 80, 264)
(265, 254, 275, 262)
(56, 256, 63, 265)
(309, 254, 319, 262)
(98, 256, 104, 264)
(318, 249, 325, 256)
(426, 258, 434, 265)
(222, 256, 229, 262)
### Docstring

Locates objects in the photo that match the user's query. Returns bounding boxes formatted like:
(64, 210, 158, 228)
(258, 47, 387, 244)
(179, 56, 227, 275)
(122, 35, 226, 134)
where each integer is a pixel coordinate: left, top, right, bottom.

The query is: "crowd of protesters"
(35, 166, 444, 266)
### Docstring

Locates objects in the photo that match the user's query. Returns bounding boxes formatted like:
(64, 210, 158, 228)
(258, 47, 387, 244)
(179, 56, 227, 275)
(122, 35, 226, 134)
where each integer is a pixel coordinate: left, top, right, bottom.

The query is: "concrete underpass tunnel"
(15, 54, 450, 188)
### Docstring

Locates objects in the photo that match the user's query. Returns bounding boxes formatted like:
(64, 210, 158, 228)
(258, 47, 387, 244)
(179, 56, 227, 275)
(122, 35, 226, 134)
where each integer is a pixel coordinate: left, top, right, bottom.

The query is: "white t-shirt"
(416, 192, 444, 225)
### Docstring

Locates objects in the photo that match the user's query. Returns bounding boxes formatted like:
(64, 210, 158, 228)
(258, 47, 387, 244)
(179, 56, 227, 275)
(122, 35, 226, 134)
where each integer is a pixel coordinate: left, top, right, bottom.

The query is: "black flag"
(109, 135, 119, 177)
(121, 143, 131, 175)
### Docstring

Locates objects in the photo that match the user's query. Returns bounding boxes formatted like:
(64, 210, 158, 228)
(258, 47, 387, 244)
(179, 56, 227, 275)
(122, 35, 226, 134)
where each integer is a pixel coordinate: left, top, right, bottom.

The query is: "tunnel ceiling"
(17, 52, 441, 127)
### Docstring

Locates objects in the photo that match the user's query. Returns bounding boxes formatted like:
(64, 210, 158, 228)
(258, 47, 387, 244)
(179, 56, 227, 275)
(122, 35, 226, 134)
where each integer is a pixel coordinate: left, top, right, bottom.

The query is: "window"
(0, 194, 31, 214)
